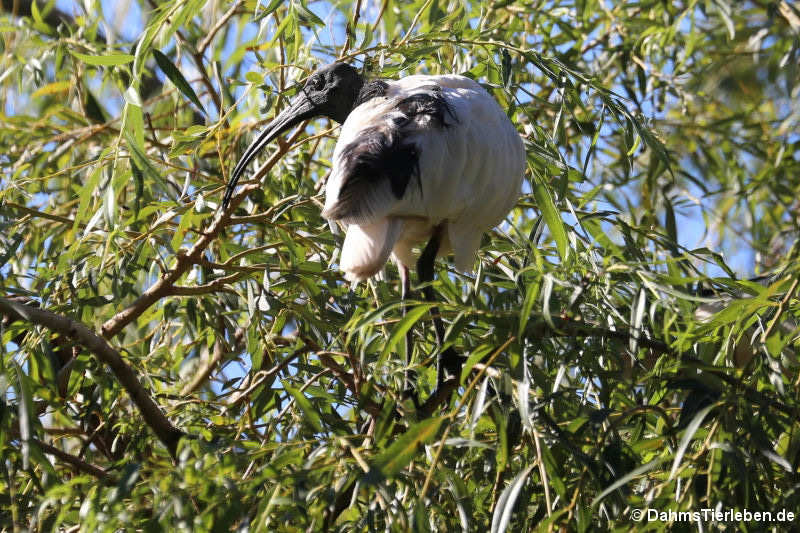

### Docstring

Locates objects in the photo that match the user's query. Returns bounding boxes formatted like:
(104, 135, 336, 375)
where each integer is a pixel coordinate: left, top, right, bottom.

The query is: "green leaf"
(171, 209, 194, 251)
(491, 464, 536, 533)
(592, 459, 663, 505)
(669, 403, 714, 479)
(365, 416, 446, 484)
(70, 50, 135, 66)
(259, 0, 284, 16)
(518, 280, 539, 338)
(460, 344, 494, 384)
(283, 382, 323, 433)
(14, 362, 34, 470)
(379, 303, 435, 364)
(294, 0, 324, 26)
(152, 49, 206, 114)
(532, 172, 568, 261)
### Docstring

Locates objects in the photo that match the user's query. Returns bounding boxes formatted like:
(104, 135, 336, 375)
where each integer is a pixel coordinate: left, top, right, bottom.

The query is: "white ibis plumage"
(225, 62, 525, 399)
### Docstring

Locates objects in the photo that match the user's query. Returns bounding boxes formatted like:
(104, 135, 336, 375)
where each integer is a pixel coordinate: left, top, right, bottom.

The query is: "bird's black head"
(223, 63, 364, 208)
(301, 62, 364, 123)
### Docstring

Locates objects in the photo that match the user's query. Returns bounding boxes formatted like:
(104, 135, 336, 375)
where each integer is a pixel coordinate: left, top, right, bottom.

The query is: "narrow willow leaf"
(259, 0, 283, 16)
(365, 416, 445, 484)
(714, 0, 736, 39)
(247, 280, 256, 318)
(591, 459, 663, 505)
(460, 344, 493, 384)
(131, 161, 144, 217)
(14, 362, 33, 470)
(30, 0, 43, 24)
(541, 274, 555, 330)
(295, 0, 324, 26)
(501, 49, 512, 88)
(31, 80, 70, 98)
(518, 281, 539, 338)
(70, 50, 134, 66)
(532, 173, 568, 260)
(629, 287, 646, 353)
(344, 300, 405, 345)
(267, 7, 294, 47)
(379, 303, 435, 363)
(626, 132, 641, 156)
(669, 404, 714, 479)
(517, 377, 531, 432)
(582, 104, 605, 176)
(152, 50, 206, 114)
(490, 464, 536, 533)
(73, 163, 104, 230)
(284, 383, 323, 433)
(469, 376, 490, 433)
(171, 209, 193, 251)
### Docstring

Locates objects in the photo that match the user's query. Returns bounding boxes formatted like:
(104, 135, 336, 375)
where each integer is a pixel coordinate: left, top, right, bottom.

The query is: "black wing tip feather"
(334, 126, 420, 218)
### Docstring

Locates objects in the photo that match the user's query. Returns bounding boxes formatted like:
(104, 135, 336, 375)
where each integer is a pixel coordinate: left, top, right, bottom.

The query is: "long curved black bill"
(223, 95, 316, 208)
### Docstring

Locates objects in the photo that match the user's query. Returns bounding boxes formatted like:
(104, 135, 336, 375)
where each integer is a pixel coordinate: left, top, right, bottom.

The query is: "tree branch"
(36, 439, 110, 482)
(0, 297, 183, 457)
(169, 271, 247, 295)
(100, 125, 307, 341)
(9, 425, 110, 481)
(227, 346, 310, 407)
(526, 316, 673, 355)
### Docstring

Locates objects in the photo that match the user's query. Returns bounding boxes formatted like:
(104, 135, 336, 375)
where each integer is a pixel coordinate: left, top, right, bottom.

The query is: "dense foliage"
(1, 0, 799, 530)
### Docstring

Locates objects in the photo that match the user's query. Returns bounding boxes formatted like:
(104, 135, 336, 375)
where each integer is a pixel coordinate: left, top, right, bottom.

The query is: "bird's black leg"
(417, 225, 462, 392)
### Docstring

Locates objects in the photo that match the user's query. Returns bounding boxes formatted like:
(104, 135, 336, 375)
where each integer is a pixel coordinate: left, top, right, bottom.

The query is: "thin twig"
(341, 0, 362, 56)
(371, 0, 389, 33)
(100, 126, 306, 340)
(761, 276, 799, 343)
(198, 0, 243, 54)
(169, 271, 248, 295)
(227, 346, 311, 406)
(35, 439, 110, 481)
(533, 429, 552, 516)
(397, 0, 434, 47)
(180, 325, 245, 395)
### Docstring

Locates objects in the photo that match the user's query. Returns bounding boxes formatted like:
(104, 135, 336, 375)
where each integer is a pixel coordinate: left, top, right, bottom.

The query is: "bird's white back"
(324, 74, 525, 281)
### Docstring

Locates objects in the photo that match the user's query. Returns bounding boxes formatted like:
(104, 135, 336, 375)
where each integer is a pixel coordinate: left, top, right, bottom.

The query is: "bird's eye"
(310, 75, 324, 91)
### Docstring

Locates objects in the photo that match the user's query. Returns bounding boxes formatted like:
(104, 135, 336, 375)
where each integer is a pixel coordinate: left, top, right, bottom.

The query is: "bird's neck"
(354, 79, 389, 109)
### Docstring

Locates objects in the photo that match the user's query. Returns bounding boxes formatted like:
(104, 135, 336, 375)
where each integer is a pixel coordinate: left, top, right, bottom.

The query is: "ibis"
(225, 62, 525, 399)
